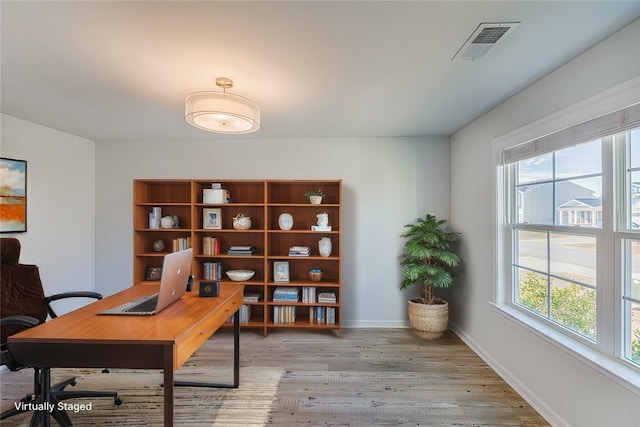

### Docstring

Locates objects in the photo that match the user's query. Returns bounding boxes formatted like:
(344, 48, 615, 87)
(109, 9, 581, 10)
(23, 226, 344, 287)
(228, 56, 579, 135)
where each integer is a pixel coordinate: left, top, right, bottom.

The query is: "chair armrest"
(45, 292, 103, 318)
(0, 315, 40, 328)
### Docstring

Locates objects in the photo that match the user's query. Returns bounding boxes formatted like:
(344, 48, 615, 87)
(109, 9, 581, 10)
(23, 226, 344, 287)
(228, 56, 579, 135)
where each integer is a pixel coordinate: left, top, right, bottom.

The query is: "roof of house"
(558, 198, 603, 209)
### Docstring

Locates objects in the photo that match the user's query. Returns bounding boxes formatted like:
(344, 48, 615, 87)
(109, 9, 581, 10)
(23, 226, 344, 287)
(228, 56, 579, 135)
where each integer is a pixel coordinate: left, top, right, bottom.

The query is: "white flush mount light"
(185, 77, 260, 134)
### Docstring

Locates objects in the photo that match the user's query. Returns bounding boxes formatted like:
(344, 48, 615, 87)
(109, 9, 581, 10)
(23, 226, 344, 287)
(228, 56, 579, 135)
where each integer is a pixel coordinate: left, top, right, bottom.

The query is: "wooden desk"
(8, 283, 244, 426)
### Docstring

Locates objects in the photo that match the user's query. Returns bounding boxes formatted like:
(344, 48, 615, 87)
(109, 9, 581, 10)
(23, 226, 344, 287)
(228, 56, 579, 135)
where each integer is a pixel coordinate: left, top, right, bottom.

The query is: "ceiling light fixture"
(185, 77, 260, 134)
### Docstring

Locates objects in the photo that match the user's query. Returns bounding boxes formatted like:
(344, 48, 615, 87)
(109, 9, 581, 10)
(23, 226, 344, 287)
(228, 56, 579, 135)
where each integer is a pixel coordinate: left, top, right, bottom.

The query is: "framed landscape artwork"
(0, 158, 27, 233)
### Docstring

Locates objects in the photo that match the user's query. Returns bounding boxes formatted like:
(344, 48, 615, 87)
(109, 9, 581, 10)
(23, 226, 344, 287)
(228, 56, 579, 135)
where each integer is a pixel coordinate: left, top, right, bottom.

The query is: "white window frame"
(492, 76, 640, 396)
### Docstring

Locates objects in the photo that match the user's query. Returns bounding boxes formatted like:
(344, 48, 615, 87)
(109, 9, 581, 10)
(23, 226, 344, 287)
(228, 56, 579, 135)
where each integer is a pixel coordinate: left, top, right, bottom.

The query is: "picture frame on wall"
(274, 261, 290, 282)
(203, 208, 222, 229)
(0, 157, 27, 233)
(146, 267, 163, 281)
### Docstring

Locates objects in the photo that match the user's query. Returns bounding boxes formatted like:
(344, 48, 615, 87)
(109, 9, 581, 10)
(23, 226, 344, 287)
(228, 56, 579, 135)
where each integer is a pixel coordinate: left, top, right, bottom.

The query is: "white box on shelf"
(203, 189, 229, 204)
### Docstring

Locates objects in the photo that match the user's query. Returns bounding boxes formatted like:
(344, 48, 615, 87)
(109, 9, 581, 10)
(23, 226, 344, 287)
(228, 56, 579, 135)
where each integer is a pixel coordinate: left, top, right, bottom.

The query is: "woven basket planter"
(408, 298, 448, 340)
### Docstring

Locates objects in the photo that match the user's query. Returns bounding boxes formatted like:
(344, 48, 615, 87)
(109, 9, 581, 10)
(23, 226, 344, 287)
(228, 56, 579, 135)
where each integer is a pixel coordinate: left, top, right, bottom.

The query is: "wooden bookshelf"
(133, 179, 342, 336)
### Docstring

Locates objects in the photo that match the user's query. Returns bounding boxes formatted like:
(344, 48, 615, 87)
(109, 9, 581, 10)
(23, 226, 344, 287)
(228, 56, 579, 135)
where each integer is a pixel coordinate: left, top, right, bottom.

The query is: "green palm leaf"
(399, 214, 461, 304)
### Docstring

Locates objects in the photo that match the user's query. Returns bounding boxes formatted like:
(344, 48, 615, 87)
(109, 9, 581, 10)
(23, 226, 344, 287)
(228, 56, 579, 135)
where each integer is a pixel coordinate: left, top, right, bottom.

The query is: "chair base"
(1, 368, 122, 426)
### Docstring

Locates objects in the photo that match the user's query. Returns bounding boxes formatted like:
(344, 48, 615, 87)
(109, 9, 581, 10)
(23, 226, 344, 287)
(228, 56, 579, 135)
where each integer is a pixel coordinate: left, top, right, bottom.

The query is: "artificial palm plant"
(400, 214, 460, 305)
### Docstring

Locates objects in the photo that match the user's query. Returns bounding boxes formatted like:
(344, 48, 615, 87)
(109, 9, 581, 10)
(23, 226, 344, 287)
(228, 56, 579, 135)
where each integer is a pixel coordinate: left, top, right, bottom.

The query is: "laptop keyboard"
(125, 295, 158, 313)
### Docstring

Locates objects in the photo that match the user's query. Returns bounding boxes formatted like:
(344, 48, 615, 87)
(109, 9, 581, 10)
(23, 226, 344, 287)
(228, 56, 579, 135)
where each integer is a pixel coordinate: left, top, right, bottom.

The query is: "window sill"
(490, 302, 640, 396)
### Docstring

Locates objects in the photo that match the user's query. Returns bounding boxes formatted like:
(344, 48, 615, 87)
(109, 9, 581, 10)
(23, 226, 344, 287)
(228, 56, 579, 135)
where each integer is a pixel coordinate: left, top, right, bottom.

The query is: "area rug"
(1, 341, 283, 426)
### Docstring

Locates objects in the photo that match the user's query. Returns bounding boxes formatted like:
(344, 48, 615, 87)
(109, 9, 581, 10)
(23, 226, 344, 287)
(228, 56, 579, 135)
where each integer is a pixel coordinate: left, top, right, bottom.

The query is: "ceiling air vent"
(452, 22, 520, 61)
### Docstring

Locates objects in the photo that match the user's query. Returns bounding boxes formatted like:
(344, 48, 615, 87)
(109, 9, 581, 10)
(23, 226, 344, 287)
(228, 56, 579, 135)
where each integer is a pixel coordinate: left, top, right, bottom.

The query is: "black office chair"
(0, 237, 122, 426)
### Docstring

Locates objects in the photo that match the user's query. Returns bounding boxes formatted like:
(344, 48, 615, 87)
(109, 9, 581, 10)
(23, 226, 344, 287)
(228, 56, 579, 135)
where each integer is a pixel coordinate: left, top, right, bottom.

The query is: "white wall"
(1, 114, 96, 315)
(95, 135, 450, 327)
(449, 20, 640, 427)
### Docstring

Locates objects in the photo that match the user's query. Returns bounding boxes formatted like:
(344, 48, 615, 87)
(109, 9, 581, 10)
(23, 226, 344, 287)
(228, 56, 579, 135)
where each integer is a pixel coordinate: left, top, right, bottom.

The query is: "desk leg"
(174, 309, 240, 389)
(232, 309, 240, 387)
(164, 346, 174, 427)
(36, 368, 51, 427)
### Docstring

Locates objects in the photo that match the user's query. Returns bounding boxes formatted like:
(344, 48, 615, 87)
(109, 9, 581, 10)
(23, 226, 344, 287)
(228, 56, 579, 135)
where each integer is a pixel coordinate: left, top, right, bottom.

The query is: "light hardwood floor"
(1, 328, 549, 426)
(253, 328, 548, 426)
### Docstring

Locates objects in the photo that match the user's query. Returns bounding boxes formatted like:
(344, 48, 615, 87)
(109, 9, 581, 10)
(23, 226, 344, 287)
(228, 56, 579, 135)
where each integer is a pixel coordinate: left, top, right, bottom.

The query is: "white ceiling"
(2, 1, 640, 142)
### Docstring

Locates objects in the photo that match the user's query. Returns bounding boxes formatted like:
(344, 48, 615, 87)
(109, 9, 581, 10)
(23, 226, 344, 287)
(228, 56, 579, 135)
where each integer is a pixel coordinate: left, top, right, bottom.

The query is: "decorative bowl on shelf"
(308, 268, 323, 282)
(226, 269, 255, 281)
(232, 213, 252, 230)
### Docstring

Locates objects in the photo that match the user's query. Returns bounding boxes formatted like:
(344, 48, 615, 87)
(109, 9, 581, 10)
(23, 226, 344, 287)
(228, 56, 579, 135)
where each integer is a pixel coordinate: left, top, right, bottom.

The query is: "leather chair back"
(1, 238, 48, 343)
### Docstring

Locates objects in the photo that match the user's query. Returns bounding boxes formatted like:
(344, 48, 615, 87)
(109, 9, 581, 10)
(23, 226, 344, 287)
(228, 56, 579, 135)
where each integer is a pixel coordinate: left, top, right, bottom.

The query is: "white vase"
(318, 237, 332, 257)
(149, 207, 161, 229)
(309, 195, 322, 204)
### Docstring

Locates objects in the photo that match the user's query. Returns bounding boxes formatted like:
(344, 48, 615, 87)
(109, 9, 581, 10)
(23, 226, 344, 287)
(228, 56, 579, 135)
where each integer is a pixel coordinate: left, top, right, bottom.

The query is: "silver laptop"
(100, 248, 192, 315)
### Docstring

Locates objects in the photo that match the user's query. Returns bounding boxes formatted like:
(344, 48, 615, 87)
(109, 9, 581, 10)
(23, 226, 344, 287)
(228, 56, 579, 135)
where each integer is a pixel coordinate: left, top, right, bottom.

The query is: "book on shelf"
(310, 306, 323, 324)
(288, 246, 310, 256)
(309, 306, 336, 324)
(202, 237, 220, 255)
(302, 287, 316, 303)
(317, 292, 336, 303)
(228, 245, 255, 255)
(327, 307, 336, 324)
(228, 305, 252, 324)
(243, 292, 262, 303)
(203, 261, 223, 280)
(172, 237, 191, 252)
(273, 286, 299, 302)
(241, 305, 251, 323)
(273, 305, 297, 323)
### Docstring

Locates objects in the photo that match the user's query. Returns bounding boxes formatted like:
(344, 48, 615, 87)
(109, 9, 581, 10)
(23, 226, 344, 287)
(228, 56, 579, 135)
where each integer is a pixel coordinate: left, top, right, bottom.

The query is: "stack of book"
(318, 292, 336, 303)
(302, 287, 316, 303)
(288, 246, 311, 256)
(273, 287, 299, 302)
(203, 261, 223, 280)
(202, 237, 220, 255)
(243, 292, 262, 303)
(227, 245, 255, 256)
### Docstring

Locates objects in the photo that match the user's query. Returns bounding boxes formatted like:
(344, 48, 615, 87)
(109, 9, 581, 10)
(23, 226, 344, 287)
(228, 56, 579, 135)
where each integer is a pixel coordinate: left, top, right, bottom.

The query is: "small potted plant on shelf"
(304, 189, 325, 204)
(400, 214, 461, 340)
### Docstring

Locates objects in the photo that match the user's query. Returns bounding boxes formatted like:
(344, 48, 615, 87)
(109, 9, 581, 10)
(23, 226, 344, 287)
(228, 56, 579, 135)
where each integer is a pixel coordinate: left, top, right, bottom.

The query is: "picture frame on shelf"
(274, 261, 290, 282)
(146, 267, 162, 281)
(203, 208, 222, 229)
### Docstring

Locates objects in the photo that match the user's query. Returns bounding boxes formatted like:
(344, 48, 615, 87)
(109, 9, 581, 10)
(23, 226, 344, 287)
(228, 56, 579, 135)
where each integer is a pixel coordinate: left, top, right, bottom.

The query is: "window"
(497, 103, 640, 380)
(511, 142, 600, 341)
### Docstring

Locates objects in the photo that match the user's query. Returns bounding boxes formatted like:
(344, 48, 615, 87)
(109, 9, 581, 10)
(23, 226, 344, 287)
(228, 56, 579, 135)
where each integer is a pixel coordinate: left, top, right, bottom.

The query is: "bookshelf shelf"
(133, 179, 341, 336)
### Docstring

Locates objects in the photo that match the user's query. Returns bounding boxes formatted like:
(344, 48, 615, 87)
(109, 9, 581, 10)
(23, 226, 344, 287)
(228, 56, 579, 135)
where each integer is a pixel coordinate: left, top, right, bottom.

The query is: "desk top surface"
(8, 283, 244, 345)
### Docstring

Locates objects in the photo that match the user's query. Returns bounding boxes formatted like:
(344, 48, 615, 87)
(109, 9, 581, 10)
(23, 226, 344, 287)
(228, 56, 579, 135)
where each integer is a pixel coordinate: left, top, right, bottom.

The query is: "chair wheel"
(70, 380, 77, 387)
(102, 368, 110, 373)
(114, 397, 123, 406)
